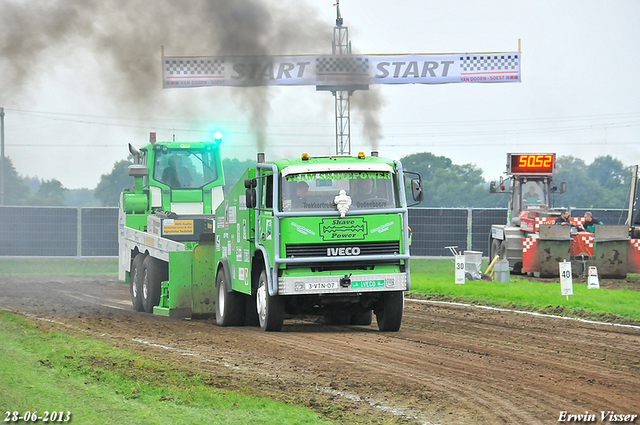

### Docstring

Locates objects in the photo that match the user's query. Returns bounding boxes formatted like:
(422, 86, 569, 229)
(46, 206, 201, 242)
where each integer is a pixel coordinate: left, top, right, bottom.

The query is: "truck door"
(257, 171, 275, 268)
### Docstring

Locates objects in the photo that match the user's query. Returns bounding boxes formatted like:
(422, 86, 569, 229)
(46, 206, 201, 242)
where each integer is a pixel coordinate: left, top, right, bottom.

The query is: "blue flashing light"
(213, 132, 223, 143)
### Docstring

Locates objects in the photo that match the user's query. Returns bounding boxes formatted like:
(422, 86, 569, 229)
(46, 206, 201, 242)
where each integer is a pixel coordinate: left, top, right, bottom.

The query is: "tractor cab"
(490, 153, 565, 228)
(509, 176, 565, 232)
(126, 133, 225, 217)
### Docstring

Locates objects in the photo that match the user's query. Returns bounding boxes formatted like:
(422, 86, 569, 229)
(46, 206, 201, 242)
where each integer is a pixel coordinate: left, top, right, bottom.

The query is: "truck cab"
(214, 151, 423, 331)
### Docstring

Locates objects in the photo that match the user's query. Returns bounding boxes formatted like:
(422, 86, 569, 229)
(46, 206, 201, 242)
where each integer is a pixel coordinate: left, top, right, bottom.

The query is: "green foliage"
(0, 156, 30, 205)
(0, 311, 331, 425)
(66, 188, 99, 207)
(400, 152, 506, 207)
(94, 159, 134, 207)
(554, 155, 633, 209)
(1, 151, 637, 209)
(222, 157, 255, 195)
(25, 179, 67, 206)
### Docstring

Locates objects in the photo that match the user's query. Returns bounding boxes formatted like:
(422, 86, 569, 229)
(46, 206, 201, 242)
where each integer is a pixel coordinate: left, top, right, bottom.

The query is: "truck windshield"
(153, 149, 219, 189)
(281, 171, 398, 212)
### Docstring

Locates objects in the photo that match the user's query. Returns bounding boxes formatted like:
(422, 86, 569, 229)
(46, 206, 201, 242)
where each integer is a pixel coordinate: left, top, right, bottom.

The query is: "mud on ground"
(0, 275, 638, 424)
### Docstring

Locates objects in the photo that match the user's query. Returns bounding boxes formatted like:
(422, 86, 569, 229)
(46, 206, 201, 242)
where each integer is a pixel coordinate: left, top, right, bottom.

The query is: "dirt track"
(1, 275, 639, 424)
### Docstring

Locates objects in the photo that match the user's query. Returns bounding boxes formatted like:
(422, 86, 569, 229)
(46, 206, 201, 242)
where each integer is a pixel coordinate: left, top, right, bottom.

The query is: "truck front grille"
(285, 241, 401, 258)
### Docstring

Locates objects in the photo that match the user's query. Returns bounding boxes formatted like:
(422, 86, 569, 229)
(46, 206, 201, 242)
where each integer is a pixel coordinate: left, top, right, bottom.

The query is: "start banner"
(162, 52, 521, 88)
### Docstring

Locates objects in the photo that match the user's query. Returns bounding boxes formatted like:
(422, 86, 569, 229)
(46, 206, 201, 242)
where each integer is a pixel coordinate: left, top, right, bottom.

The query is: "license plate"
(305, 282, 338, 290)
(351, 279, 385, 289)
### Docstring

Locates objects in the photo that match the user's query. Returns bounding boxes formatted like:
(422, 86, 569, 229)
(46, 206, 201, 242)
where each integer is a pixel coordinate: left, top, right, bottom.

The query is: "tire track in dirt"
(244, 325, 542, 424)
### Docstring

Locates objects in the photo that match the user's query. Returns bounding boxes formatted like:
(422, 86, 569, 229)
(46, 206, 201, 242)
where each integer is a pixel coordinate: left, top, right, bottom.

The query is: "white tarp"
(162, 52, 521, 88)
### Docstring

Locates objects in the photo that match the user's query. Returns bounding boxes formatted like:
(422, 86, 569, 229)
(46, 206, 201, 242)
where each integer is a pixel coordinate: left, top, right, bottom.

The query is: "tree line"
(0, 153, 636, 210)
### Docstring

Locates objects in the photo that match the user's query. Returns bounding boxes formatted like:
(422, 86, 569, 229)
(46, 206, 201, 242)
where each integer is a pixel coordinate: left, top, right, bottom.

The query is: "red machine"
(490, 153, 640, 278)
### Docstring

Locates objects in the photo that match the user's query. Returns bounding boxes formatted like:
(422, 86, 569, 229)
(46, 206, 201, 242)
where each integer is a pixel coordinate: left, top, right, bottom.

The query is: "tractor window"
(153, 149, 219, 189)
(281, 171, 398, 212)
(521, 181, 548, 209)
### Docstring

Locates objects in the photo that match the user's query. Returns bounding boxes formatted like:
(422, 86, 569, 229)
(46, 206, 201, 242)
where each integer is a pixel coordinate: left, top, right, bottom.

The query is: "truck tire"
(375, 291, 404, 332)
(130, 254, 145, 312)
(141, 256, 166, 314)
(256, 270, 284, 331)
(215, 268, 244, 326)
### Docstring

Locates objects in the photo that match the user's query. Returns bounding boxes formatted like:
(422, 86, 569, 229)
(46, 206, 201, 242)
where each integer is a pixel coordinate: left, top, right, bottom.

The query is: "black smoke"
(0, 0, 332, 151)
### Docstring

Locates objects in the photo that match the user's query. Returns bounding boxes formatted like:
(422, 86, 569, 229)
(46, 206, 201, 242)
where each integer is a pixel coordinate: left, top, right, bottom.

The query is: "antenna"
(335, 1, 343, 27)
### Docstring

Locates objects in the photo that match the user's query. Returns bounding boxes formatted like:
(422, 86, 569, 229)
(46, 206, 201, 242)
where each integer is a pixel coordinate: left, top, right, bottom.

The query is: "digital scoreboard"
(508, 154, 555, 175)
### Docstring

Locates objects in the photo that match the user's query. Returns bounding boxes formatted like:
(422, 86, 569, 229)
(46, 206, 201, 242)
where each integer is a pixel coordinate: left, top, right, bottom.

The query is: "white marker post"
(587, 266, 600, 289)
(455, 255, 465, 284)
(559, 260, 573, 300)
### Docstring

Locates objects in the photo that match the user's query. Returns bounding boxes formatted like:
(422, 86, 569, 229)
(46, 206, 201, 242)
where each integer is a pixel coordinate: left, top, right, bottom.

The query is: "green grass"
(0, 311, 332, 425)
(0, 258, 117, 276)
(410, 259, 640, 323)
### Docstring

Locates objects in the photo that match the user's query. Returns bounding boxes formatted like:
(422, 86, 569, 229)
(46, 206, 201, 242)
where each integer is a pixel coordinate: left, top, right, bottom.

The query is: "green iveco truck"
(119, 136, 423, 331)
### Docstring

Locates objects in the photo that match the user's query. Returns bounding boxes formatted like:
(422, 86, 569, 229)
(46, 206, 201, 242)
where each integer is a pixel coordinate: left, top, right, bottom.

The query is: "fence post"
(467, 208, 473, 251)
(76, 207, 82, 259)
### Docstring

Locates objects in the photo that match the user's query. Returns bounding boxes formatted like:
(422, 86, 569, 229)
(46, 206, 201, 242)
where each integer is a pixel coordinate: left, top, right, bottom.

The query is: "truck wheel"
(215, 268, 244, 326)
(130, 254, 145, 312)
(375, 291, 404, 332)
(256, 270, 284, 331)
(351, 309, 373, 326)
(141, 256, 166, 313)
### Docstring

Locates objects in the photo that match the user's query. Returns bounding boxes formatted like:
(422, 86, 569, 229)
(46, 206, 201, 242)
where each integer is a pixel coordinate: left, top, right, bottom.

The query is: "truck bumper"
(277, 272, 407, 295)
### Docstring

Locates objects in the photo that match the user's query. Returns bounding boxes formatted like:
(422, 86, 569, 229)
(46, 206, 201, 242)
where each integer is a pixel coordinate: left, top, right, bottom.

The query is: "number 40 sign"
(559, 261, 573, 299)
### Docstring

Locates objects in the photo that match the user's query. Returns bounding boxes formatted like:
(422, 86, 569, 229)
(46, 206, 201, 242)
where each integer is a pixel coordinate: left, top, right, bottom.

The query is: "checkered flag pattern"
(632, 240, 640, 250)
(523, 236, 538, 253)
(535, 217, 555, 231)
(579, 235, 594, 248)
(164, 58, 225, 76)
(316, 57, 369, 74)
(460, 54, 519, 72)
(572, 217, 585, 227)
(534, 217, 586, 231)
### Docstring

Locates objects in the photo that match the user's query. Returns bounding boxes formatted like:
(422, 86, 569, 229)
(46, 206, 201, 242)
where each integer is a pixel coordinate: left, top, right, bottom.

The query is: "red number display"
(509, 154, 555, 174)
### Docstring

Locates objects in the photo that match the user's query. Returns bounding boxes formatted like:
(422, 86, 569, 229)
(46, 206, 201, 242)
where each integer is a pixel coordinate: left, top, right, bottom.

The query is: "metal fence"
(0, 207, 118, 257)
(0, 206, 631, 257)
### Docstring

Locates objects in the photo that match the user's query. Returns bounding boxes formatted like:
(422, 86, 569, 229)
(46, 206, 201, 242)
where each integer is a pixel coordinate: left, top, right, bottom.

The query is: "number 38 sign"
(455, 255, 465, 285)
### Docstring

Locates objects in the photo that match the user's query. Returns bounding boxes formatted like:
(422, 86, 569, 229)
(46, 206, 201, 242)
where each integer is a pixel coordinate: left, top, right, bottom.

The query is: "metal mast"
(332, 2, 351, 155)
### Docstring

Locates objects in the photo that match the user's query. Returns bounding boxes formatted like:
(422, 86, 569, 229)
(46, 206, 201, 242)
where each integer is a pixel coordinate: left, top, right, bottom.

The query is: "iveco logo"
(327, 247, 361, 256)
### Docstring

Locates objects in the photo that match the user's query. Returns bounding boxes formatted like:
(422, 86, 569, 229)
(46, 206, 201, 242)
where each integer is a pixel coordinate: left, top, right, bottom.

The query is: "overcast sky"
(1, 0, 639, 190)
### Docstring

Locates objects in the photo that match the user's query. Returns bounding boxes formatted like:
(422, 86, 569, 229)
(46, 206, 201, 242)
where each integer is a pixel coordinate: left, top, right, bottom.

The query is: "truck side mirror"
(246, 188, 257, 209)
(411, 178, 424, 202)
(244, 178, 257, 189)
